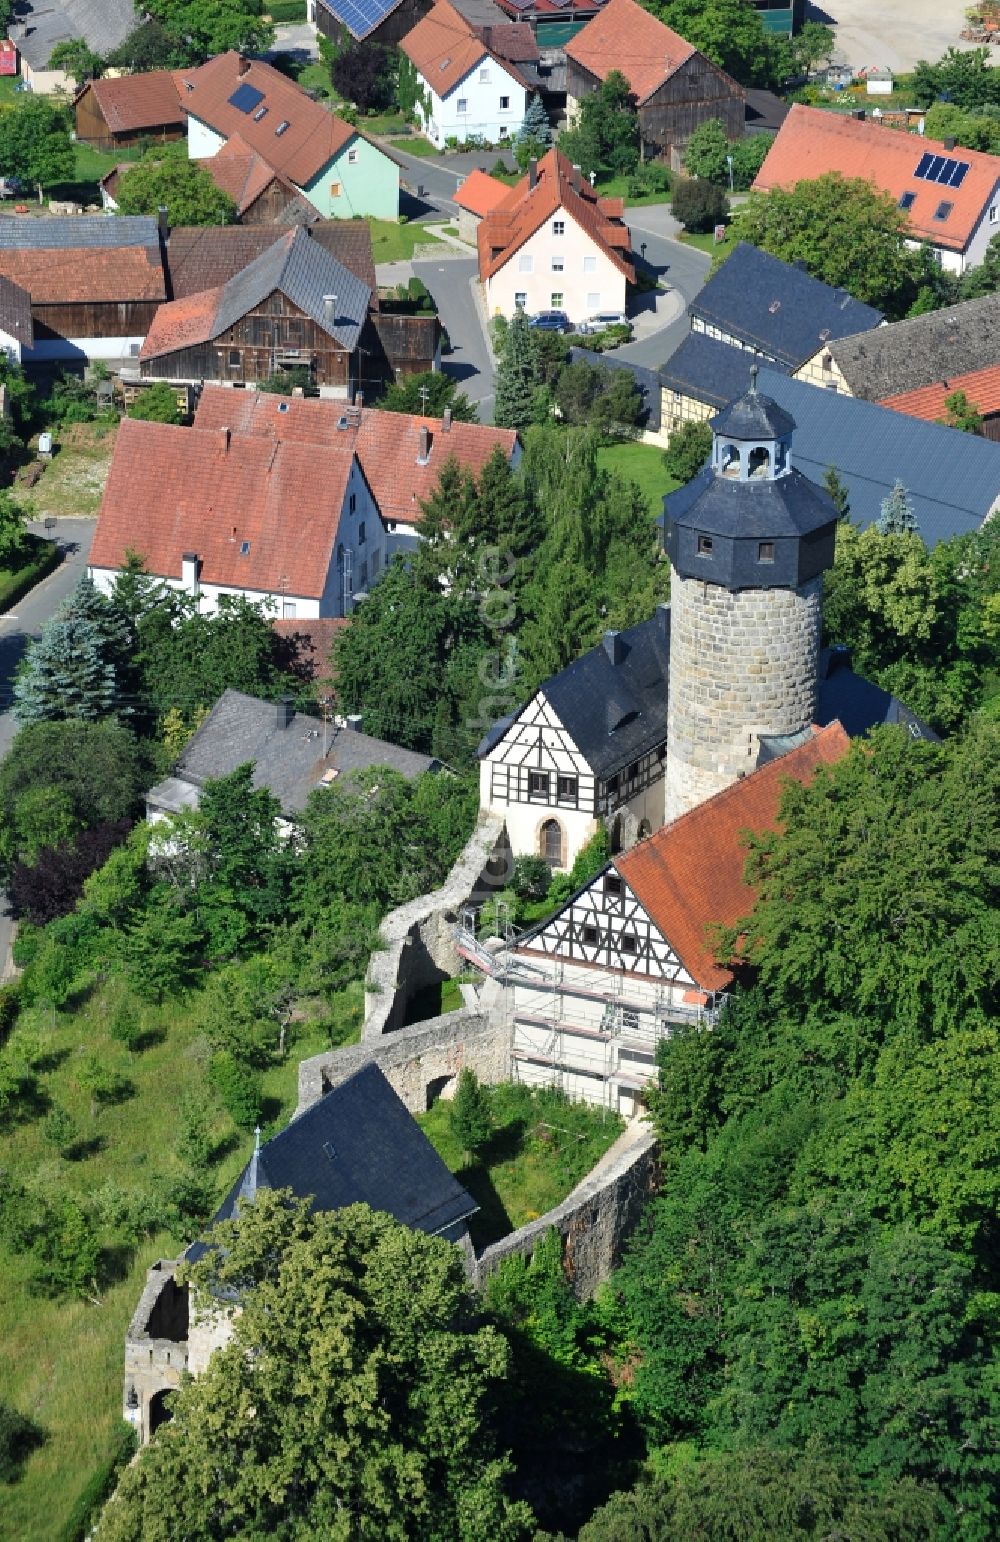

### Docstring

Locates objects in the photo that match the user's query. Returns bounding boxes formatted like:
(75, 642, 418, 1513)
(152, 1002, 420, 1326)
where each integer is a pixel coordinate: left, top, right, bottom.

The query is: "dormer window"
(899, 191, 916, 210)
(697, 535, 713, 556)
(758, 541, 775, 563)
(934, 200, 953, 221)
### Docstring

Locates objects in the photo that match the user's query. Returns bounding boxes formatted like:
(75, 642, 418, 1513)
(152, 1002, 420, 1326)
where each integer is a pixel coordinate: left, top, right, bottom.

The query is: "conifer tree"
(876, 478, 918, 535)
(513, 93, 551, 168)
(494, 310, 537, 432)
(449, 1067, 494, 1163)
(13, 576, 131, 724)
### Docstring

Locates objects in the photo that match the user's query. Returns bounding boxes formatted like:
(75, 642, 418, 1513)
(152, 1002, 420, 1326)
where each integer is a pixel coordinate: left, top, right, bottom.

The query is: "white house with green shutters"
(182, 49, 400, 221)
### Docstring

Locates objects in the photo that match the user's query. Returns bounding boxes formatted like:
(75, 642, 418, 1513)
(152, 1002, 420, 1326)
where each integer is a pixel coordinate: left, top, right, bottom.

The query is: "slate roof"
(80, 71, 185, 135)
(15, 0, 136, 67)
(0, 274, 33, 346)
(402, 0, 534, 95)
(827, 292, 1000, 400)
(141, 226, 371, 358)
(0, 215, 160, 249)
(478, 147, 635, 283)
(565, 0, 716, 105)
(180, 51, 361, 187)
(90, 418, 360, 600)
(710, 387, 795, 441)
(148, 688, 438, 819)
(568, 346, 662, 432)
(479, 608, 671, 778)
(660, 339, 1000, 546)
(613, 723, 851, 991)
(187, 1063, 476, 1263)
(193, 386, 519, 528)
(166, 220, 377, 301)
(879, 362, 1000, 423)
(814, 647, 937, 741)
(689, 243, 884, 369)
(753, 104, 1000, 255)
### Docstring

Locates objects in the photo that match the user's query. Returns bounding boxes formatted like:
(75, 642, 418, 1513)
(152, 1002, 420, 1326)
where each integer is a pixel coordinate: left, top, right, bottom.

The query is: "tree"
(380, 370, 478, 421)
(684, 118, 730, 184)
(660, 0, 778, 88)
(0, 98, 74, 203)
(671, 175, 728, 232)
(938, 388, 983, 433)
(726, 172, 914, 314)
(559, 71, 639, 178)
(95, 1192, 534, 1541)
(143, 0, 274, 61)
(877, 477, 917, 534)
(115, 157, 236, 227)
(0, 489, 27, 564)
(663, 419, 712, 484)
(124, 893, 204, 1004)
(9, 819, 132, 925)
(74, 1054, 131, 1120)
(552, 362, 643, 433)
(494, 310, 537, 431)
(126, 382, 182, 424)
(13, 577, 130, 725)
(513, 93, 551, 170)
(823, 464, 851, 520)
(30, 1196, 101, 1299)
(729, 130, 773, 189)
(909, 46, 1000, 110)
(47, 38, 104, 86)
(450, 1068, 494, 1161)
(209, 1050, 262, 1130)
(106, 19, 186, 73)
(331, 40, 395, 112)
(960, 229, 1000, 297)
(191, 764, 293, 958)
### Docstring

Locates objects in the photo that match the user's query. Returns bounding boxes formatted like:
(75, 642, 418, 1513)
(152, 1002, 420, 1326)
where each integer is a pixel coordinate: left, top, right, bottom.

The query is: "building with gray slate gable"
(816, 291, 1000, 401)
(659, 337, 1000, 547)
(147, 689, 440, 824)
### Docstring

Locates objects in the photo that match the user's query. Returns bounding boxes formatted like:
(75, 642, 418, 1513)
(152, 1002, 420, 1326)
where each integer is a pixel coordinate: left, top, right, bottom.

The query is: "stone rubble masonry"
(665, 570, 823, 822)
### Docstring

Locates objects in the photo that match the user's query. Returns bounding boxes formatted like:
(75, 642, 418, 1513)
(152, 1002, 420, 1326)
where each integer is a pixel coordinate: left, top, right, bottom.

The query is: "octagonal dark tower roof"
(710, 390, 796, 442)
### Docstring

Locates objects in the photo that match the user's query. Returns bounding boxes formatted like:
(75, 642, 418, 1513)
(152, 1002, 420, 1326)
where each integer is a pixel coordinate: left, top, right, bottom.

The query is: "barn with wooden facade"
(564, 0, 744, 163)
(74, 71, 186, 152)
(195, 136, 318, 225)
(139, 226, 370, 395)
(313, 0, 432, 51)
(0, 215, 166, 366)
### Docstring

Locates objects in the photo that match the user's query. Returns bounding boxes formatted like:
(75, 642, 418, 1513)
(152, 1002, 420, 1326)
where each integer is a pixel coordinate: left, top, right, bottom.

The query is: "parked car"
(0, 176, 22, 197)
(528, 310, 571, 333)
(577, 311, 632, 336)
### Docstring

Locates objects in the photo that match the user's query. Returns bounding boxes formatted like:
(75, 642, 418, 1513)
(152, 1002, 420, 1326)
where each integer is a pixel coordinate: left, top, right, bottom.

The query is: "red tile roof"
(0, 245, 166, 304)
(753, 104, 1000, 254)
(401, 0, 533, 95)
(565, 0, 713, 106)
(90, 418, 358, 599)
(273, 615, 349, 689)
(197, 133, 295, 216)
(879, 362, 1000, 422)
(454, 167, 512, 218)
(180, 51, 359, 187)
(82, 70, 186, 134)
(139, 282, 226, 359)
(615, 723, 852, 991)
(477, 147, 635, 282)
(166, 221, 376, 300)
(193, 386, 519, 527)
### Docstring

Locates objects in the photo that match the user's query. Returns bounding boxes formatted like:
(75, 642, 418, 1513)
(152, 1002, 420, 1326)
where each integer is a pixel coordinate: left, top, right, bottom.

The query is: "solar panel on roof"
(228, 82, 265, 114)
(324, 0, 399, 36)
(914, 151, 933, 179)
(914, 152, 971, 187)
(506, 0, 534, 10)
(947, 160, 970, 187)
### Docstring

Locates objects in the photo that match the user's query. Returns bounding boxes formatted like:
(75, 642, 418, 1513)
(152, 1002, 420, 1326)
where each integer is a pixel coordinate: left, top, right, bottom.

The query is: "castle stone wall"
(665, 572, 822, 821)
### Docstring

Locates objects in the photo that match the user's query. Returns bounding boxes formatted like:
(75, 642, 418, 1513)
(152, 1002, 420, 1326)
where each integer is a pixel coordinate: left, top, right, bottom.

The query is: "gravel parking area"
(822, 0, 1000, 73)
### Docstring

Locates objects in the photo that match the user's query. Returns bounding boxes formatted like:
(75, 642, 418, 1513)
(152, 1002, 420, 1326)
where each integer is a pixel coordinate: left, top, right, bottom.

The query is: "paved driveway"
(413, 255, 497, 419)
(619, 207, 712, 372)
(0, 518, 95, 979)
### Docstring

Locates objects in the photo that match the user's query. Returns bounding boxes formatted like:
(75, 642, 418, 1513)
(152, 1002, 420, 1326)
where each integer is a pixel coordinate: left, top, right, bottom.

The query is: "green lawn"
(358, 112, 412, 136)
(679, 228, 735, 259)
(596, 174, 671, 207)
(387, 135, 438, 158)
(0, 976, 362, 1542)
(367, 217, 443, 262)
(418, 1083, 624, 1249)
(597, 441, 677, 520)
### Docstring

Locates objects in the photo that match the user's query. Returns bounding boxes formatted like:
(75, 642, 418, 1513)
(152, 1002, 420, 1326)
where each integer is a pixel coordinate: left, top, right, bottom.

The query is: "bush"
(0, 981, 21, 1047)
(267, 0, 307, 18)
(671, 176, 729, 233)
(663, 419, 713, 484)
(627, 162, 672, 199)
(210, 1050, 263, 1130)
(127, 382, 181, 424)
(57, 1422, 136, 1542)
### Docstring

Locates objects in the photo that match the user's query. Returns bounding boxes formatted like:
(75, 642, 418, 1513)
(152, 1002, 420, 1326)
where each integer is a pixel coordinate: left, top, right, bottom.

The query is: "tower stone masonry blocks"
(663, 380, 837, 823)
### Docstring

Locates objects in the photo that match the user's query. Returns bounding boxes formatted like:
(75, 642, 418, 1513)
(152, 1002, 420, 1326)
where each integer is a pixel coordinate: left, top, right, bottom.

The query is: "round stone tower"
(663, 379, 838, 822)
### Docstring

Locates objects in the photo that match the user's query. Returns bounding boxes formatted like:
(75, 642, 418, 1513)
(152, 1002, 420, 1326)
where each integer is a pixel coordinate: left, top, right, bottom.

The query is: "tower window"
(748, 446, 771, 479)
(697, 535, 713, 556)
(758, 541, 775, 563)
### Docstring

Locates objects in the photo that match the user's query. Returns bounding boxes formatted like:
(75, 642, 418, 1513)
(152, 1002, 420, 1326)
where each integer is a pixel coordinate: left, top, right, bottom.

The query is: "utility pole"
(418, 383, 430, 414)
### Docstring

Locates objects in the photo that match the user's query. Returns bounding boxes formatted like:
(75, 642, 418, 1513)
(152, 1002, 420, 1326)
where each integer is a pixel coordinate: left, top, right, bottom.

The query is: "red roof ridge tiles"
(477, 146, 635, 282)
(192, 386, 519, 528)
(565, 0, 721, 107)
(90, 417, 359, 600)
(614, 722, 852, 991)
(753, 103, 1000, 253)
(879, 361, 1000, 421)
(180, 50, 358, 187)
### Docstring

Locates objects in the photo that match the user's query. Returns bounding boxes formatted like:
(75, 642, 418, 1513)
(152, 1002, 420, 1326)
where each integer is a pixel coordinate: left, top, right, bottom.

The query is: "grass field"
(597, 440, 678, 520)
(0, 976, 363, 1542)
(418, 1083, 624, 1250)
(596, 173, 672, 207)
(680, 228, 735, 260)
(15, 421, 119, 519)
(367, 216, 443, 262)
(387, 134, 437, 157)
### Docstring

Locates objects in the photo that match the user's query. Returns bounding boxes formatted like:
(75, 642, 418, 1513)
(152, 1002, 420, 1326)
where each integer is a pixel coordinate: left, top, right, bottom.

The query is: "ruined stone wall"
(666, 572, 822, 821)
(123, 1260, 190, 1445)
(473, 1121, 658, 1299)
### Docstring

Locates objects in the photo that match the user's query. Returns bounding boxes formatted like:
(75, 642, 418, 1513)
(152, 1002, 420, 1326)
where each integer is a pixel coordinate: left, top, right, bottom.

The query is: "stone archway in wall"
(425, 1073, 456, 1110)
(610, 815, 624, 855)
(148, 1389, 174, 1437)
(637, 818, 652, 841)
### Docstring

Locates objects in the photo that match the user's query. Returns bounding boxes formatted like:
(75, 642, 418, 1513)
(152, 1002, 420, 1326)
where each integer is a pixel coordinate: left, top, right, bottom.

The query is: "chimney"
(180, 551, 200, 596)
(572, 162, 582, 189)
(354, 388, 364, 411)
(656, 602, 669, 639)
(943, 136, 956, 150)
(276, 696, 294, 730)
(237, 56, 251, 77)
(417, 423, 430, 462)
(221, 425, 230, 453)
(157, 204, 169, 242)
(323, 293, 338, 327)
(345, 712, 363, 731)
(483, 23, 492, 45)
(528, 157, 538, 189)
(603, 629, 623, 665)
(442, 405, 452, 432)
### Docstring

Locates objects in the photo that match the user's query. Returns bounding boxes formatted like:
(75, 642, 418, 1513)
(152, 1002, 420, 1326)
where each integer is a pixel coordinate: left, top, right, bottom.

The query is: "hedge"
(268, 0, 307, 20)
(57, 1422, 137, 1542)
(0, 534, 61, 615)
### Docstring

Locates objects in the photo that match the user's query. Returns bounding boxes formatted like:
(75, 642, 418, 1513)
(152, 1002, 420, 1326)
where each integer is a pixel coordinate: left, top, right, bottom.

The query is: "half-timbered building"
(478, 608, 670, 871)
(489, 722, 850, 1114)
